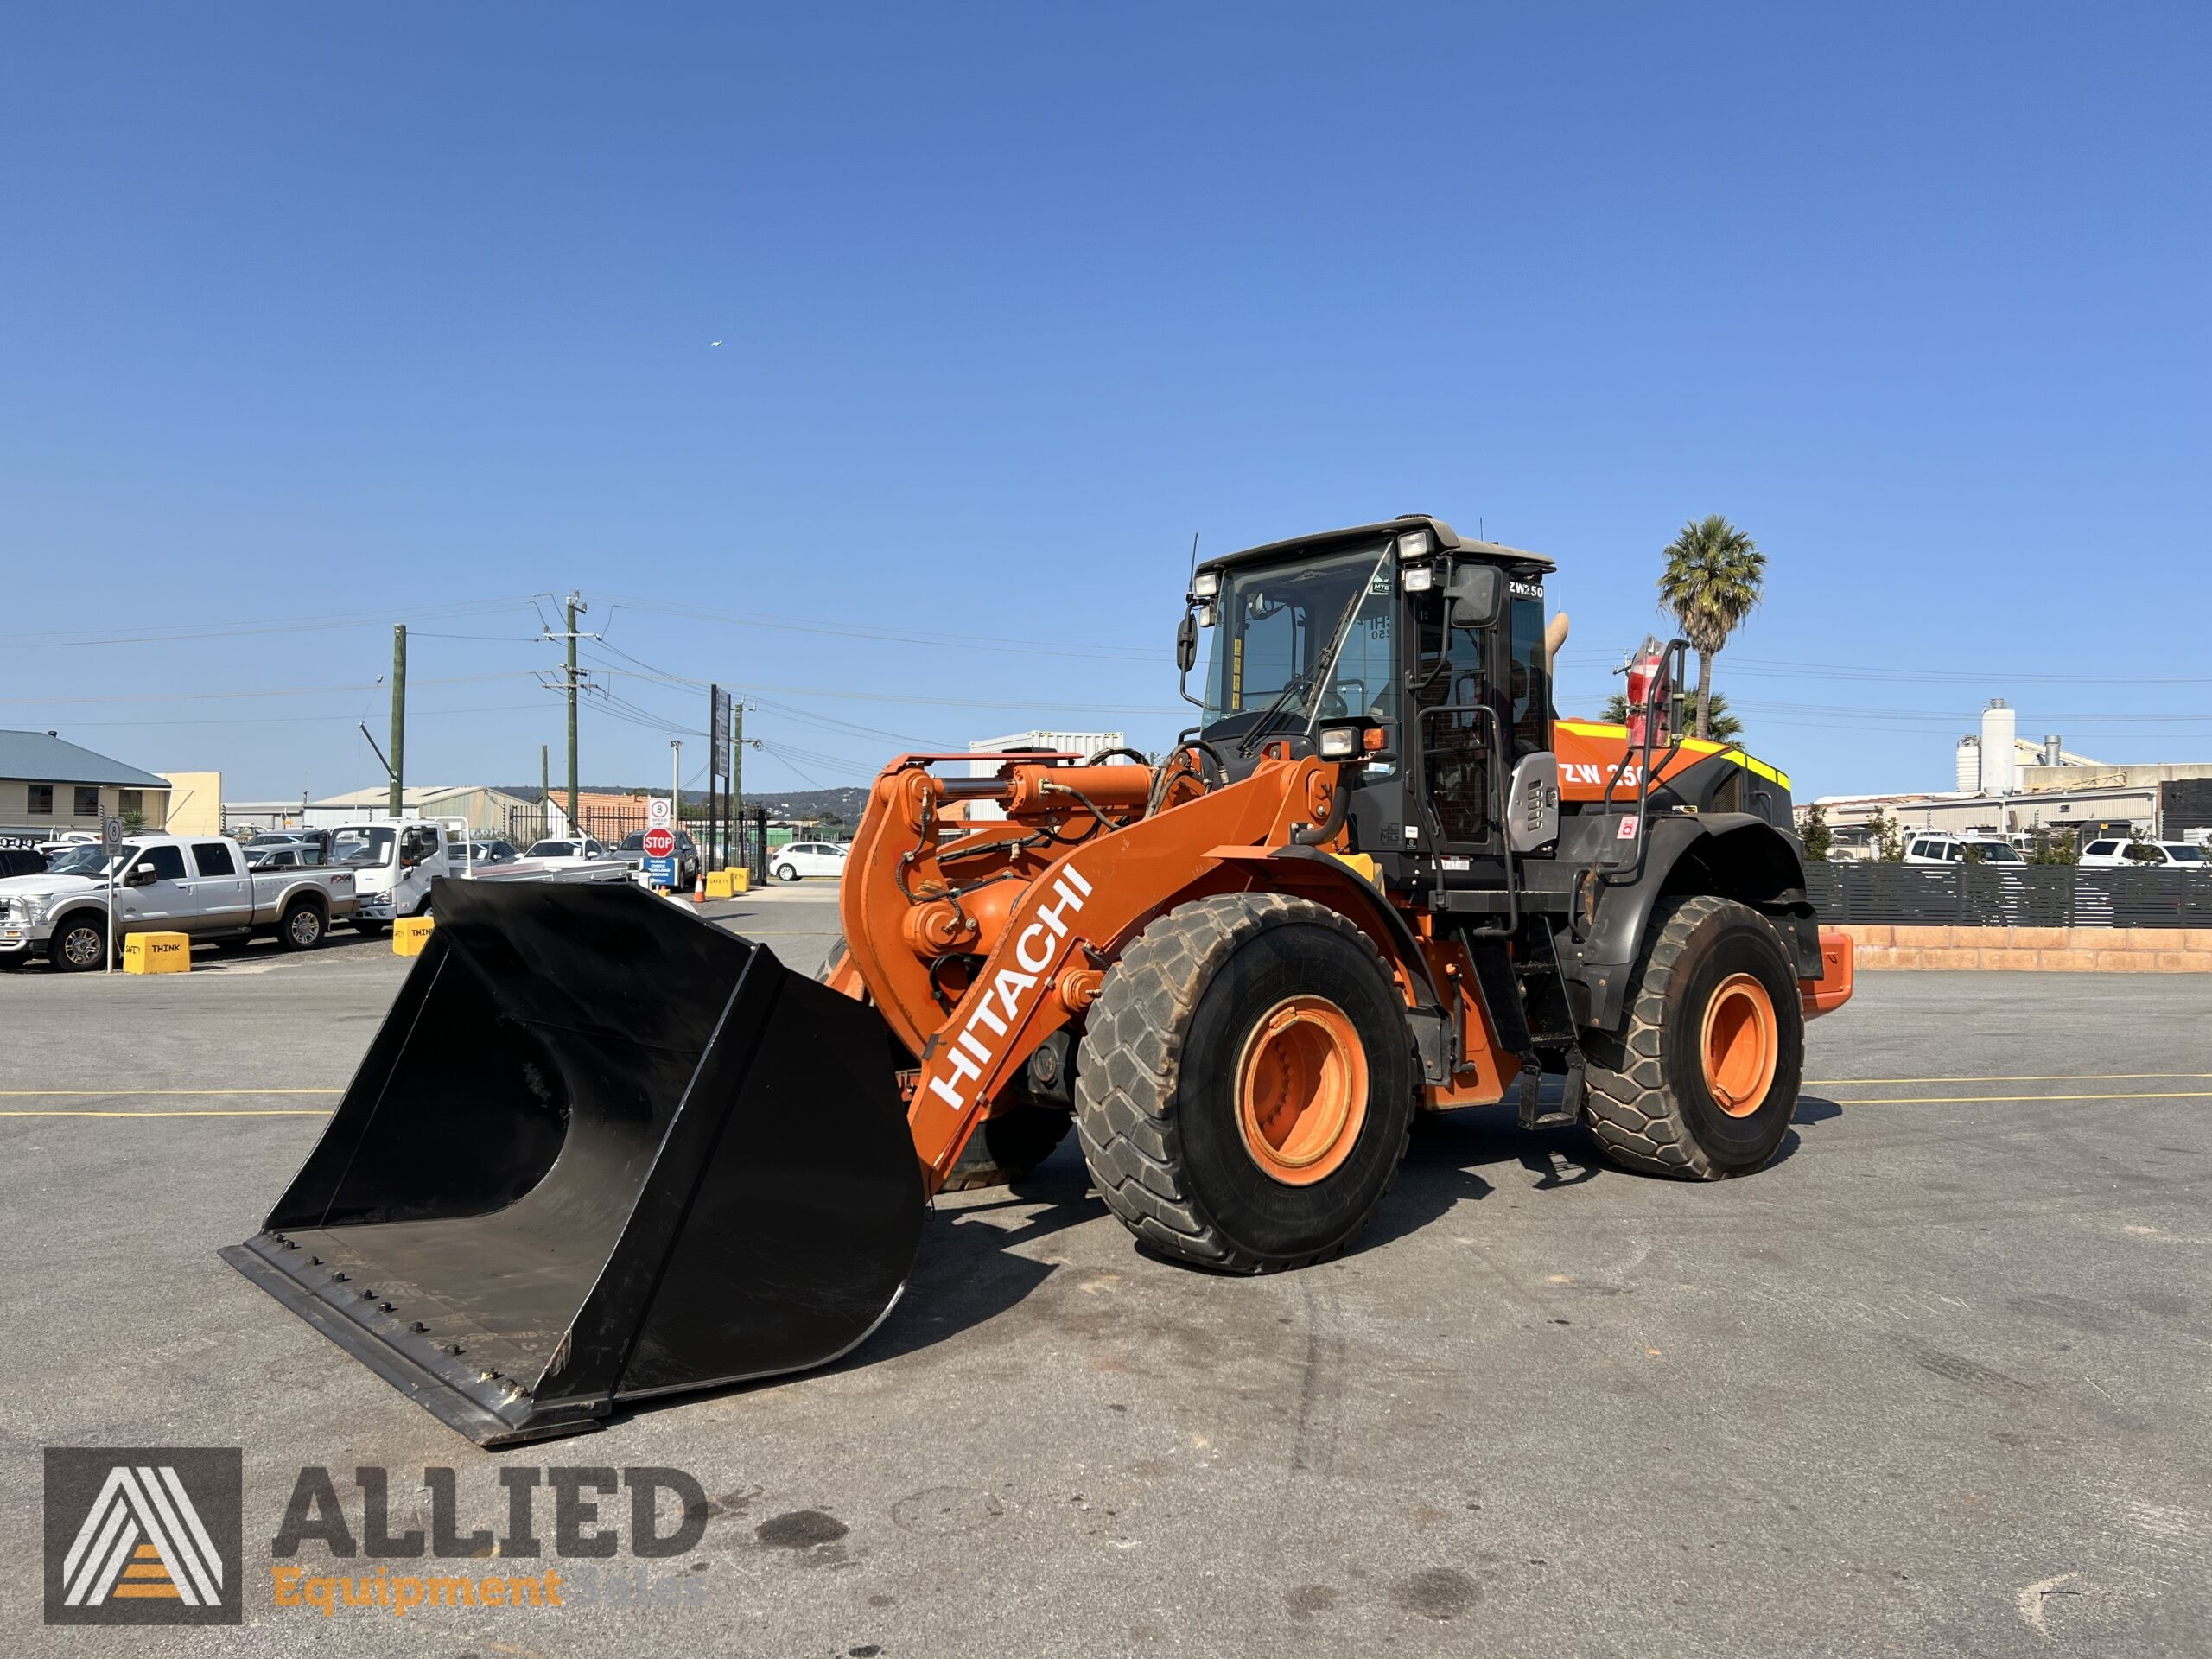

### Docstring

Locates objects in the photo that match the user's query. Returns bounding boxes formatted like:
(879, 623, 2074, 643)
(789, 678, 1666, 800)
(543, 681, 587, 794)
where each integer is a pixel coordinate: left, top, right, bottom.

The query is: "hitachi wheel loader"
(224, 517, 1853, 1444)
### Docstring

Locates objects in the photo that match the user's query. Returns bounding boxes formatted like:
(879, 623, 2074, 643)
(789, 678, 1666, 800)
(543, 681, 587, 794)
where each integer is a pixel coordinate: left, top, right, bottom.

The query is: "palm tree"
(1656, 514, 1765, 740)
(1601, 688, 1743, 743)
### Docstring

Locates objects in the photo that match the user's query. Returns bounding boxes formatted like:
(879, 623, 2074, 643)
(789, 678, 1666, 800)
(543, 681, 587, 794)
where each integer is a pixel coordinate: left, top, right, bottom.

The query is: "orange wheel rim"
(1235, 995, 1369, 1185)
(1700, 973, 1779, 1117)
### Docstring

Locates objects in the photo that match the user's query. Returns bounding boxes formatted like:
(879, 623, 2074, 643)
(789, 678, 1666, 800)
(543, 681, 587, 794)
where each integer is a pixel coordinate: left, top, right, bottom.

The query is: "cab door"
(118, 844, 190, 930)
(1407, 590, 1505, 873)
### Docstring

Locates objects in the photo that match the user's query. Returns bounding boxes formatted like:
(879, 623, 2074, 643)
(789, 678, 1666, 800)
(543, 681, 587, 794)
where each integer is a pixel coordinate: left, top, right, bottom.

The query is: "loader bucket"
(219, 879, 923, 1446)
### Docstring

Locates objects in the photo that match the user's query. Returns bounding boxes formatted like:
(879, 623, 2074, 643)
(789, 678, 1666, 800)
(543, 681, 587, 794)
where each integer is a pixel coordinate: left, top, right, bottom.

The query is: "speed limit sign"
(102, 816, 124, 849)
(648, 796, 673, 830)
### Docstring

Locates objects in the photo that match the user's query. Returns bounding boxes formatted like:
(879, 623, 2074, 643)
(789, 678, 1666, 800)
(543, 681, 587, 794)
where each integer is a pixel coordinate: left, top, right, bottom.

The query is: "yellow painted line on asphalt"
(1826, 1090, 2212, 1106)
(0, 1109, 334, 1117)
(1806, 1073, 2211, 1086)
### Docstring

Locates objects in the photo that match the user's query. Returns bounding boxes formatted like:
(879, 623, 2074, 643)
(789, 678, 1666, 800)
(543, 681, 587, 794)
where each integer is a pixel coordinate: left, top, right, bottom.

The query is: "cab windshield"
(331, 827, 396, 868)
(46, 845, 108, 877)
(1202, 543, 1395, 738)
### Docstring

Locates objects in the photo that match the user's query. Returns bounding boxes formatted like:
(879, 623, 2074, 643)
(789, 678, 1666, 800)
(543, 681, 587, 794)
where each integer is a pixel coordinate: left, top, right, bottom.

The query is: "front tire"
(1581, 893, 1803, 1179)
(1077, 893, 1416, 1272)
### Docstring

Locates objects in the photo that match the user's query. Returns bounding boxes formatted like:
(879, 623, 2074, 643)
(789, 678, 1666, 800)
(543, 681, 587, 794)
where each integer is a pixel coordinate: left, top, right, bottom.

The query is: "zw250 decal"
(1561, 761, 1641, 788)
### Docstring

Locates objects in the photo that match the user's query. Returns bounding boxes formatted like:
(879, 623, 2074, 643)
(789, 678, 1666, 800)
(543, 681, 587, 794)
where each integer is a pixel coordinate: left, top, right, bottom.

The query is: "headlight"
(12, 896, 47, 924)
(1318, 726, 1359, 760)
(1192, 570, 1220, 599)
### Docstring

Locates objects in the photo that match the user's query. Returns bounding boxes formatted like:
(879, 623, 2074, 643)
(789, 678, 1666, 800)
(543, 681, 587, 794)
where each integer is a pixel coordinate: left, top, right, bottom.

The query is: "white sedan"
(771, 841, 849, 881)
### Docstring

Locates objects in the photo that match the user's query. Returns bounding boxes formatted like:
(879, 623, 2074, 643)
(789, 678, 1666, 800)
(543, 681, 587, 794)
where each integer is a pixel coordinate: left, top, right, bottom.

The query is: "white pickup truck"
(0, 834, 357, 971)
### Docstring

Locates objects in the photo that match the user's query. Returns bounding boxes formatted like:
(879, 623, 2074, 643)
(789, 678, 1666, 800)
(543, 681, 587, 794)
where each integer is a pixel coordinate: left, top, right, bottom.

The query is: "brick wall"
(1836, 925, 2212, 972)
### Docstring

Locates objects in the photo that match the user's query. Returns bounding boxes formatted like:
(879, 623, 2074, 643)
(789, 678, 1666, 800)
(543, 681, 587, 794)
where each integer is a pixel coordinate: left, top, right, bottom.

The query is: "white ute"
(0, 834, 358, 971)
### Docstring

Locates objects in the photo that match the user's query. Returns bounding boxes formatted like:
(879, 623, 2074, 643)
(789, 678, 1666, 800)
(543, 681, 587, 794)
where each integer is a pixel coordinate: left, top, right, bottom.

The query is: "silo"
(1955, 735, 1980, 793)
(1980, 699, 2017, 794)
(2043, 734, 2062, 766)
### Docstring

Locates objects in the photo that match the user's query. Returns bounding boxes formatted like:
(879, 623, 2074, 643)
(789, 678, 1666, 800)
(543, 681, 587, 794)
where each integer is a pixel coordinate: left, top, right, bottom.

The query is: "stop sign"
(644, 827, 676, 859)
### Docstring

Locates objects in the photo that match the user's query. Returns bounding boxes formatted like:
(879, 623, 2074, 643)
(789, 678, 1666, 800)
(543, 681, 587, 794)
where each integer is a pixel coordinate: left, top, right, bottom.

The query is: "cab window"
(1508, 594, 1550, 757)
(137, 846, 188, 881)
(193, 842, 238, 876)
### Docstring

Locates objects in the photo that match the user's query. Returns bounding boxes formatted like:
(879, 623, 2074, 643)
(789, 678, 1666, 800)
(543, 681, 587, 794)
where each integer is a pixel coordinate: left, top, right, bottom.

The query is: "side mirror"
(128, 862, 161, 886)
(1446, 564, 1503, 631)
(1175, 611, 1198, 675)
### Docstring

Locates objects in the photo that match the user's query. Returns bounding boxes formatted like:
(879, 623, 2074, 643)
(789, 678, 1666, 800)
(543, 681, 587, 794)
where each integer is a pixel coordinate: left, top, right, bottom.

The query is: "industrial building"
(1812, 698, 2212, 843)
(239, 784, 550, 834)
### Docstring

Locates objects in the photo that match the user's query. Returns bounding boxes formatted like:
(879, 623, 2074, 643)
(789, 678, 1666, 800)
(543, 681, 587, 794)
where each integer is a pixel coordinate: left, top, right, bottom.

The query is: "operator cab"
(1184, 515, 1558, 892)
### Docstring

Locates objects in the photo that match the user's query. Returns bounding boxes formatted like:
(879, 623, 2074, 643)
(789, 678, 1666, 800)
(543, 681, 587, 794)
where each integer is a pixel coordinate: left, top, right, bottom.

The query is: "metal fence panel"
(1804, 864, 2212, 929)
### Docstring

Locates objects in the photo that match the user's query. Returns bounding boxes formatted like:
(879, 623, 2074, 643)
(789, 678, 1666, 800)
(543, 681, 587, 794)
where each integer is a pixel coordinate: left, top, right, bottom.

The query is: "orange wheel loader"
(224, 517, 1853, 1444)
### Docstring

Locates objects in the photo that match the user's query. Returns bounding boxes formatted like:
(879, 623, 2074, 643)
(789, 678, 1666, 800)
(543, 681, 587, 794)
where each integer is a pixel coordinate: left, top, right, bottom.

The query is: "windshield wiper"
(1236, 550, 1390, 757)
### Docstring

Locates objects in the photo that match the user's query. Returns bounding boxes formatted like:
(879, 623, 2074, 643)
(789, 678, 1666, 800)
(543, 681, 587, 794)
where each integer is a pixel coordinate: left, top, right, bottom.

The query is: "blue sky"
(3, 3, 2204, 804)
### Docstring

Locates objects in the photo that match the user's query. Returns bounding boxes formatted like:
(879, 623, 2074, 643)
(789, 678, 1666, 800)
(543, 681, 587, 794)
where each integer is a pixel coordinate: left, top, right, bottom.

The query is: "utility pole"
(671, 739, 683, 832)
(564, 594, 583, 830)
(389, 624, 407, 818)
(733, 699, 746, 878)
(540, 743, 550, 834)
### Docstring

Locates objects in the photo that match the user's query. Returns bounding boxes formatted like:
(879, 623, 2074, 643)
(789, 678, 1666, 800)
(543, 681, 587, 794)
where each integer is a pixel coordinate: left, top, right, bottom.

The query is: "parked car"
(0, 848, 48, 880)
(2079, 838, 2209, 870)
(771, 840, 849, 881)
(522, 836, 616, 862)
(0, 834, 358, 970)
(451, 838, 523, 868)
(613, 830, 701, 888)
(1903, 835, 2026, 866)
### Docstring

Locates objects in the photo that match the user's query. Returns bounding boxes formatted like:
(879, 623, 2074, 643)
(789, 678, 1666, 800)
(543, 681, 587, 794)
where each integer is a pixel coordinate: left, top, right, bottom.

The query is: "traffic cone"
(691, 873, 708, 905)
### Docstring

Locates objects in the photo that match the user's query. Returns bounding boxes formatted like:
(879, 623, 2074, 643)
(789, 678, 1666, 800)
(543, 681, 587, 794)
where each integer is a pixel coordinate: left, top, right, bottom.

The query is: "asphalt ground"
(3, 892, 2207, 1656)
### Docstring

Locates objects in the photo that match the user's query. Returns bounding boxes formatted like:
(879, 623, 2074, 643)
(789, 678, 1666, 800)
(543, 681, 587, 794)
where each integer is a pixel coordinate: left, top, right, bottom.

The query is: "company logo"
(923, 864, 1091, 1116)
(45, 1448, 242, 1625)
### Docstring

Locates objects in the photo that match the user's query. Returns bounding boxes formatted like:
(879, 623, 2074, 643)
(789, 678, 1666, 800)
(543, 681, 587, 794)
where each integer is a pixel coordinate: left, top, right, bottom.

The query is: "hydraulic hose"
(1290, 768, 1356, 847)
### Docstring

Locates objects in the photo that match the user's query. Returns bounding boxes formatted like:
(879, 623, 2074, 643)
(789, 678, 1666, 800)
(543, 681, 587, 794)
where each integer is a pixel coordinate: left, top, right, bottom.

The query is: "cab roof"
(1196, 514, 1556, 581)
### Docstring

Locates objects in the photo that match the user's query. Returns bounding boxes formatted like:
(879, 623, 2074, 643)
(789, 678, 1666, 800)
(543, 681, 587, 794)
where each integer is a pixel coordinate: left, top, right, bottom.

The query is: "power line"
(0, 596, 542, 651)
(601, 594, 1164, 664)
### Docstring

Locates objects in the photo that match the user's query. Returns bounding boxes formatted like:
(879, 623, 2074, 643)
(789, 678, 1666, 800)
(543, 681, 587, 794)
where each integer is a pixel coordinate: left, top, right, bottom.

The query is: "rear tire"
(1076, 893, 1416, 1272)
(280, 899, 326, 951)
(944, 1105, 1074, 1192)
(1581, 893, 1803, 1179)
(774, 862, 799, 882)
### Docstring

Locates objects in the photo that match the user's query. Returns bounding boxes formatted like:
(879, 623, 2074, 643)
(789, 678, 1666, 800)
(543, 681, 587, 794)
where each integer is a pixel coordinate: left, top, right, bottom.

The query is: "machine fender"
(1577, 814, 1815, 1030)
(1262, 846, 1446, 1014)
(1262, 845, 1455, 1081)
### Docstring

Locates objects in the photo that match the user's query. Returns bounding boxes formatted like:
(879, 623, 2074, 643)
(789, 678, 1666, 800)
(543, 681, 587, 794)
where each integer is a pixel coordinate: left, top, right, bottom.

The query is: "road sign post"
(644, 795, 677, 889)
(101, 815, 123, 976)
